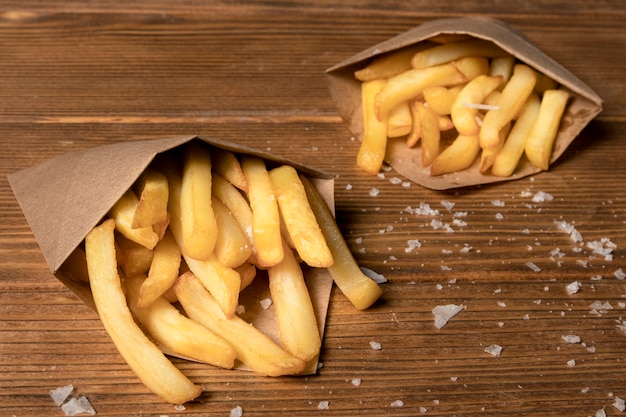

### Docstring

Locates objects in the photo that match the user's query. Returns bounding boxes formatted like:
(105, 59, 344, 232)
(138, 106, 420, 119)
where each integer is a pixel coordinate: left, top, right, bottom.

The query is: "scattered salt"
(390, 400, 405, 408)
(405, 239, 422, 253)
(360, 267, 387, 284)
(432, 304, 465, 329)
(369, 188, 380, 197)
(613, 397, 625, 412)
(532, 191, 554, 203)
(615, 268, 626, 280)
(561, 335, 581, 344)
(440, 200, 455, 210)
(596, 408, 607, 417)
(230, 405, 243, 417)
(259, 298, 273, 310)
(345, 184, 352, 190)
(369, 341, 382, 350)
(566, 359, 576, 367)
(389, 177, 402, 185)
(415, 202, 440, 216)
(525, 262, 541, 272)
(49, 384, 74, 407)
(484, 344, 503, 357)
(351, 378, 362, 387)
(60, 396, 96, 416)
(419, 406, 428, 413)
(491, 199, 505, 207)
(317, 401, 330, 410)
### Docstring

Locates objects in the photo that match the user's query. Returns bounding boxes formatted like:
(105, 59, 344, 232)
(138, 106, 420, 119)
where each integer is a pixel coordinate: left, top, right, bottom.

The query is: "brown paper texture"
(326, 17, 603, 190)
(7, 135, 335, 375)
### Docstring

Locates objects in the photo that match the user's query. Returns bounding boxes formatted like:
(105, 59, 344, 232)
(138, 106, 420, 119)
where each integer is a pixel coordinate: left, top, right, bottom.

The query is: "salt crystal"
(60, 396, 96, 416)
(360, 267, 387, 284)
(491, 199, 505, 207)
(345, 184, 352, 190)
(317, 401, 329, 410)
(415, 202, 440, 216)
(532, 191, 554, 203)
(484, 344, 503, 357)
(390, 400, 404, 408)
(440, 200, 455, 210)
(236, 305, 246, 315)
(230, 405, 243, 417)
(525, 262, 541, 272)
(613, 397, 625, 412)
(49, 384, 74, 407)
(615, 268, 626, 280)
(596, 408, 607, 417)
(369, 341, 382, 350)
(432, 304, 465, 329)
(259, 298, 273, 310)
(389, 177, 402, 185)
(566, 359, 576, 367)
(561, 335, 581, 344)
(419, 406, 428, 413)
(405, 239, 422, 253)
(369, 188, 380, 197)
(351, 378, 362, 387)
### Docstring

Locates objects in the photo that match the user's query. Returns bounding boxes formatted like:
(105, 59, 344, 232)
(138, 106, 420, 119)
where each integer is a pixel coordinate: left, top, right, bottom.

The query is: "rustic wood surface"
(1, 1, 625, 416)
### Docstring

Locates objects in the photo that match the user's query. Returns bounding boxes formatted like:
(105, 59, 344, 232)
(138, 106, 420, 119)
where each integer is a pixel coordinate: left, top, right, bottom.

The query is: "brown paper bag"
(326, 17, 603, 190)
(7, 135, 335, 374)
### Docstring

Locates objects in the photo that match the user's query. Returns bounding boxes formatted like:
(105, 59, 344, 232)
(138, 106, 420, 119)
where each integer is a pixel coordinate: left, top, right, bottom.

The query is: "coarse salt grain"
(369, 341, 382, 350)
(615, 269, 626, 280)
(230, 405, 243, 417)
(317, 401, 329, 410)
(351, 378, 362, 387)
(259, 298, 273, 310)
(561, 335, 581, 344)
(361, 266, 387, 284)
(441, 200, 455, 210)
(484, 344, 503, 357)
(532, 191, 554, 203)
(596, 408, 607, 417)
(567, 359, 576, 367)
(405, 239, 422, 253)
(525, 261, 541, 272)
(432, 304, 465, 329)
(49, 384, 74, 407)
(60, 396, 96, 416)
(390, 400, 404, 408)
(369, 188, 380, 197)
(613, 397, 625, 412)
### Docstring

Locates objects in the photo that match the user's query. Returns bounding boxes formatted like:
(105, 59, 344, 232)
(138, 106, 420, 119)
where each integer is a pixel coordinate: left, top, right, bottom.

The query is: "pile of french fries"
(84, 141, 383, 404)
(354, 38, 570, 177)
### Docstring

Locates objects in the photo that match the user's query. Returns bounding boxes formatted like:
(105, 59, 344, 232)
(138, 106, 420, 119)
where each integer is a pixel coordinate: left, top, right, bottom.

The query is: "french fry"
(357, 78, 388, 174)
(406, 99, 422, 147)
(525, 89, 570, 170)
(423, 85, 463, 116)
(451, 56, 490, 82)
(151, 214, 170, 241)
(430, 134, 480, 176)
(534, 71, 559, 94)
(489, 56, 515, 88)
(300, 175, 382, 310)
(268, 165, 333, 268)
(212, 198, 253, 268)
(209, 147, 249, 192)
(450, 74, 503, 136)
(85, 219, 202, 405)
(268, 242, 321, 362)
(492, 93, 541, 177)
(235, 262, 257, 292)
(479, 64, 537, 150)
(116, 233, 154, 277)
(174, 271, 307, 377)
(108, 189, 159, 250)
(416, 101, 441, 167)
(410, 38, 508, 69)
(374, 62, 465, 121)
(161, 159, 241, 319)
(180, 141, 218, 260)
(241, 156, 284, 267)
(354, 43, 432, 81)
(387, 100, 412, 138)
(211, 174, 255, 250)
(131, 167, 169, 229)
(136, 229, 181, 308)
(126, 274, 236, 369)
(479, 122, 511, 173)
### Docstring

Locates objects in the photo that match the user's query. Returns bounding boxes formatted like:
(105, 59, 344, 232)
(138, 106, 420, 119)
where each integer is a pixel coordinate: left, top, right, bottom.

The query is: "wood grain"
(1, 1, 625, 416)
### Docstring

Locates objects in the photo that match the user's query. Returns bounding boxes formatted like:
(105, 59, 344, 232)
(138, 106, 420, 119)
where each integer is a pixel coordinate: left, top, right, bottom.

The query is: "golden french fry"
(406, 99, 423, 147)
(212, 174, 255, 250)
(387, 100, 412, 138)
(180, 141, 218, 260)
(268, 242, 321, 362)
(430, 134, 481, 176)
(357, 78, 388, 174)
(479, 64, 537, 150)
(131, 168, 169, 229)
(438, 114, 454, 131)
(479, 122, 511, 173)
(489, 56, 515, 88)
(116, 233, 154, 277)
(492, 93, 541, 177)
(525, 89, 570, 170)
(416, 101, 441, 167)
(374, 62, 464, 122)
(126, 274, 236, 369)
(136, 229, 181, 308)
(212, 198, 253, 268)
(423, 85, 463, 116)
(354, 43, 433, 81)
(534, 71, 559, 94)
(450, 74, 503, 136)
(269, 165, 333, 268)
(174, 271, 306, 376)
(411, 38, 508, 69)
(452, 56, 490, 81)
(235, 262, 257, 292)
(108, 189, 159, 250)
(241, 156, 284, 267)
(161, 159, 241, 319)
(300, 176, 382, 310)
(209, 147, 249, 192)
(151, 214, 170, 242)
(85, 219, 201, 405)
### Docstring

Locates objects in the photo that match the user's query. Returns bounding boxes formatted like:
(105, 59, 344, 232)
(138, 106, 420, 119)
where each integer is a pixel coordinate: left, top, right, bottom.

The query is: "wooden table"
(1, 2, 625, 416)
